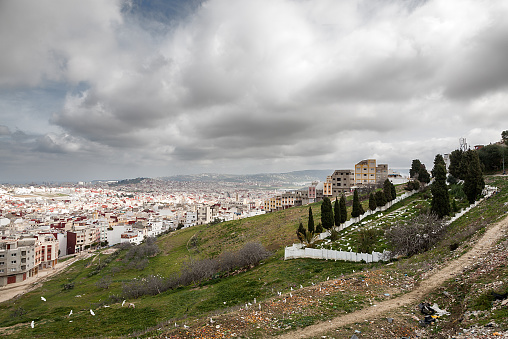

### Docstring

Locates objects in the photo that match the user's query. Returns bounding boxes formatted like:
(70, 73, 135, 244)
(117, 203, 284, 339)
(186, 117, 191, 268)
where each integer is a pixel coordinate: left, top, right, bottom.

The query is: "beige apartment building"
(355, 159, 389, 186)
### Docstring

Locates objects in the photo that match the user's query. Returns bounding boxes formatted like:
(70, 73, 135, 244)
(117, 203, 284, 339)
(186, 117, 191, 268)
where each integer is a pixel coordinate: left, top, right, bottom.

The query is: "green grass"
(1, 176, 506, 338)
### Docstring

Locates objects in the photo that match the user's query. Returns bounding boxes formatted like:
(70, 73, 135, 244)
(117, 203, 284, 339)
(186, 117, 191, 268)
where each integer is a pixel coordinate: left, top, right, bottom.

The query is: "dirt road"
(278, 213, 508, 338)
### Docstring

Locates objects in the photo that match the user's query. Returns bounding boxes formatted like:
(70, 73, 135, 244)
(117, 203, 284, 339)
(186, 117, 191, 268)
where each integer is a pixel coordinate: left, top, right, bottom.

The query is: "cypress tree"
(375, 190, 386, 207)
(432, 154, 446, 177)
(307, 207, 315, 234)
(464, 150, 485, 204)
(321, 197, 334, 230)
(368, 192, 377, 211)
(418, 164, 431, 184)
(390, 181, 396, 201)
(383, 179, 392, 202)
(351, 189, 363, 218)
(431, 164, 450, 218)
(334, 198, 341, 226)
(296, 222, 306, 242)
(339, 195, 347, 223)
(410, 159, 422, 178)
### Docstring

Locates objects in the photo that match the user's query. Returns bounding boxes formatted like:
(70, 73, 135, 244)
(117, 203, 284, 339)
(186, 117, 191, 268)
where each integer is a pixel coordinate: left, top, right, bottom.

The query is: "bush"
(122, 242, 272, 299)
(356, 228, 382, 253)
(385, 213, 446, 257)
(95, 276, 112, 290)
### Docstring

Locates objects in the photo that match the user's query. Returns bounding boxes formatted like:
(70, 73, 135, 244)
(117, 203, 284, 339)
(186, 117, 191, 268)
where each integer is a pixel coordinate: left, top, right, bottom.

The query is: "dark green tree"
(418, 164, 431, 184)
(477, 144, 507, 172)
(296, 222, 306, 242)
(390, 181, 396, 201)
(448, 149, 465, 179)
(464, 150, 485, 204)
(431, 154, 446, 177)
(351, 189, 364, 218)
(383, 179, 393, 202)
(315, 223, 324, 233)
(339, 195, 347, 223)
(307, 207, 315, 233)
(410, 159, 422, 178)
(321, 197, 334, 230)
(502, 130, 508, 146)
(334, 198, 341, 226)
(368, 192, 377, 211)
(431, 164, 450, 218)
(375, 190, 387, 207)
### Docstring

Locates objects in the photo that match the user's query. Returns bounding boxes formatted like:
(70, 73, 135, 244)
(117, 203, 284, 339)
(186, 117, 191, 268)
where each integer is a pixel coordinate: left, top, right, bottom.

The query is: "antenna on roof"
(459, 138, 468, 151)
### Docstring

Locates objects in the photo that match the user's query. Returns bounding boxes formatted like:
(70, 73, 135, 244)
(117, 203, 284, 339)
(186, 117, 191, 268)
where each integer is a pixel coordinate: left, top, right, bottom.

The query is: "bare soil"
(277, 213, 508, 338)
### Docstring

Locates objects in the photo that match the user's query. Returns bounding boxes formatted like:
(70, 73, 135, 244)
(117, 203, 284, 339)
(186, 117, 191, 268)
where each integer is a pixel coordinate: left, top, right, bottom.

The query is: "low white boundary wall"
(284, 244, 391, 263)
(284, 185, 498, 262)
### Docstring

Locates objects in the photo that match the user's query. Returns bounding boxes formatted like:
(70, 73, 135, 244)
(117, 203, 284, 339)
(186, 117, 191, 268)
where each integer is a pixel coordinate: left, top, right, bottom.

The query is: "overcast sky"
(1, 0, 507, 183)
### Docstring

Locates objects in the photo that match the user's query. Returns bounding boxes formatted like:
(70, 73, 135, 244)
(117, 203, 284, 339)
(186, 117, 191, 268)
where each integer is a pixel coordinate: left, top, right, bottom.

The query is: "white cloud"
(1, 0, 508, 182)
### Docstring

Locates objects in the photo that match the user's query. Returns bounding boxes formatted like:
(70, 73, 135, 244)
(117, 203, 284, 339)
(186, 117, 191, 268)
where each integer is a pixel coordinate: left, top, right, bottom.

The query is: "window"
(0, 262, 4, 265)
(0, 254, 4, 258)
(10, 268, 16, 272)
(0, 269, 3, 273)
(11, 260, 16, 264)
(11, 253, 16, 257)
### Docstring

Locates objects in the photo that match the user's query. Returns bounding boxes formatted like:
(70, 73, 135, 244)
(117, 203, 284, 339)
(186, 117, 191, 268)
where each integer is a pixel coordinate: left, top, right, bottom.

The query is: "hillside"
(0, 176, 507, 338)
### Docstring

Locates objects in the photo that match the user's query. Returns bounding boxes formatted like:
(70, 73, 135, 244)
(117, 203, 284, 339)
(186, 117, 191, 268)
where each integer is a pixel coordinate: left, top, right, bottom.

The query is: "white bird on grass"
(90, 309, 95, 316)
(41, 296, 46, 301)
(31, 320, 34, 328)
(122, 300, 126, 307)
(300, 285, 303, 289)
(183, 324, 189, 329)
(69, 310, 73, 316)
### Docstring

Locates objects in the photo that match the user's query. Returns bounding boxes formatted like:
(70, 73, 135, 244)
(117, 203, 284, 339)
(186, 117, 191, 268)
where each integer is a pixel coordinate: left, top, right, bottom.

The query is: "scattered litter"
(418, 302, 435, 315)
(419, 315, 436, 326)
(387, 317, 394, 323)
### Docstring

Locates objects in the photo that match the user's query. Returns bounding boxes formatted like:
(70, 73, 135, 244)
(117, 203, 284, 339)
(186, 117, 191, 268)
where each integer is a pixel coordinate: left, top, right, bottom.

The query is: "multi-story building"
(376, 164, 389, 184)
(323, 176, 333, 196)
(355, 159, 377, 186)
(0, 238, 37, 286)
(331, 170, 355, 195)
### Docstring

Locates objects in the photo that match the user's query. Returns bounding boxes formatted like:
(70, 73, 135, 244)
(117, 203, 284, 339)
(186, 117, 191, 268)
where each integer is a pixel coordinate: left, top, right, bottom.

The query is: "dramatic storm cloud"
(1, 0, 507, 182)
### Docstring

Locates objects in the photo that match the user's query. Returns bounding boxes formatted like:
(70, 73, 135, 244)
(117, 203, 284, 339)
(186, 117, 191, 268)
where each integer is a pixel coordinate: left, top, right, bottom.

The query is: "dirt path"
(278, 213, 508, 339)
(0, 252, 90, 304)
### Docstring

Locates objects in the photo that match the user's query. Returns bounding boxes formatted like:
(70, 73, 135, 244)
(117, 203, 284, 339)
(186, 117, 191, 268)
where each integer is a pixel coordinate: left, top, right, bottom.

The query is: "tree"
(321, 197, 334, 230)
(368, 192, 377, 211)
(390, 181, 396, 201)
(431, 164, 450, 218)
(477, 144, 507, 172)
(296, 222, 306, 243)
(315, 223, 324, 233)
(339, 195, 347, 223)
(418, 164, 431, 184)
(432, 154, 446, 177)
(502, 130, 508, 146)
(383, 179, 393, 202)
(307, 207, 315, 233)
(448, 149, 465, 179)
(410, 159, 422, 178)
(334, 198, 341, 226)
(464, 150, 485, 204)
(351, 189, 364, 218)
(375, 190, 387, 207)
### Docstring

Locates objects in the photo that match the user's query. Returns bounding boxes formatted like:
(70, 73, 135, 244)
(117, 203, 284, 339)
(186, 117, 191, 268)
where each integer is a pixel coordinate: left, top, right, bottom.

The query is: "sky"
(1, 0, 508, 183)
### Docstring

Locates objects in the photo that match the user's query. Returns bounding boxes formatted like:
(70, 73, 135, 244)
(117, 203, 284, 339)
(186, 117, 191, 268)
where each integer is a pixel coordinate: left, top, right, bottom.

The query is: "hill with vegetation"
(1, 175, 507, 338)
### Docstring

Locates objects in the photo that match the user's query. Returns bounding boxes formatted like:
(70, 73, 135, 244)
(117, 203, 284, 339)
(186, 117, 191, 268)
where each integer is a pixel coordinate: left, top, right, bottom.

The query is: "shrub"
(356, 228, 381, 253)
(385, 213, 446, 257)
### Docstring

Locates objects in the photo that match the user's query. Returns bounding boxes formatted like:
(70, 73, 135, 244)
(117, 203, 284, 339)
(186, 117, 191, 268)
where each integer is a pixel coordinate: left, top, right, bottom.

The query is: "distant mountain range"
(160, 170, 333, 185)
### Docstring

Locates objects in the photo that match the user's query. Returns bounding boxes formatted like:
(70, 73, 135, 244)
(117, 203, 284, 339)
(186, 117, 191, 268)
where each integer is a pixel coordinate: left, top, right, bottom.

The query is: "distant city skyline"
(1, 0, 507, 183)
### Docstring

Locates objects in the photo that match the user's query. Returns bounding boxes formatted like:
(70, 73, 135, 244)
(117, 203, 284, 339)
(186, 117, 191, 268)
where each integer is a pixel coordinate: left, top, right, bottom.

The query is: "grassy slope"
(1, 179, 506, 338)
